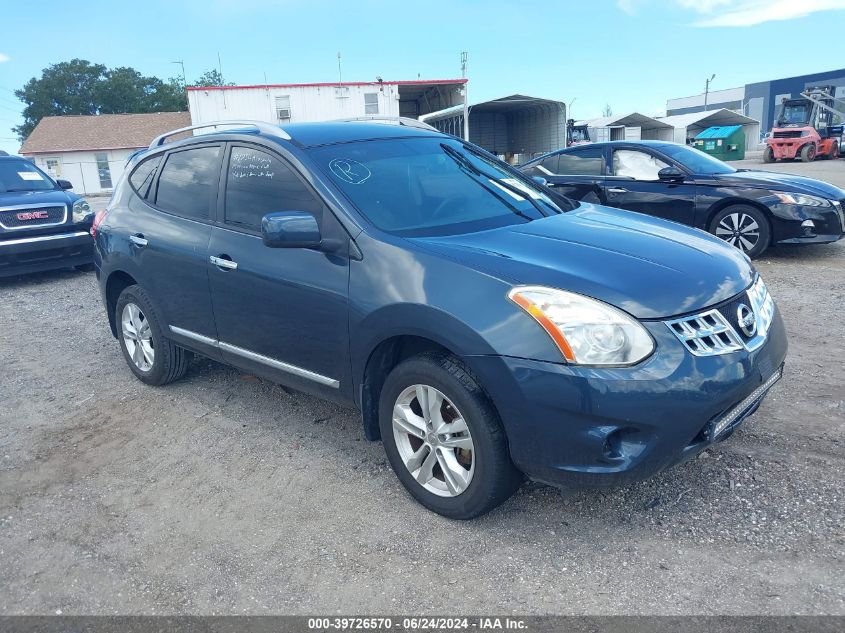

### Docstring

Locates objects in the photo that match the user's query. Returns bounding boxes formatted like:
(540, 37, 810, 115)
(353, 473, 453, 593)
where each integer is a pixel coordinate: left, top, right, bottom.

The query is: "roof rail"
(335, 115, 439, 132)
(149, 120, 292, 149)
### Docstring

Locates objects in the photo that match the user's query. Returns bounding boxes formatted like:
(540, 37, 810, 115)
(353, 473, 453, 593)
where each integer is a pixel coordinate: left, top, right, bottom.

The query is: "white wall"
(188, 84, 402, 126)
(26, 148, 136, 195)
(667, 87, 745, 111)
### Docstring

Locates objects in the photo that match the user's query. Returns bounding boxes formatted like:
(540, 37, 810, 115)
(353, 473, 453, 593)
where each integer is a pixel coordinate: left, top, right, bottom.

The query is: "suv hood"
(0, 189, 77, 208)
(413, 204, 754, 320)
(712, 170, 845, 199)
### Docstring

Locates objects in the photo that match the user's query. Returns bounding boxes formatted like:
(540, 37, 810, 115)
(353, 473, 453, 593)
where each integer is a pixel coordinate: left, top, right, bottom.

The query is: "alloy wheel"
(121, 302, 154, 372)
(715, 212, 760, 253)
(392, 384, 475, 497)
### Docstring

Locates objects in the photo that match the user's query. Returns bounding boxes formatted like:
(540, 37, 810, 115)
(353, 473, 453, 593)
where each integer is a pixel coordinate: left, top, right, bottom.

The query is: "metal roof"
(658, 108, 759, 128)
(575, 112, 672, 129)
(421, 94, 564, 122)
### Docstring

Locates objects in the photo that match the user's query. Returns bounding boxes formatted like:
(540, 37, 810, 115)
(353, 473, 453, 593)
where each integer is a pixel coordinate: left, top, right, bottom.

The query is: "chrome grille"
(665, 309, 744, 356)
(666, 277, 774, 357)
(0, 204, 67, 230)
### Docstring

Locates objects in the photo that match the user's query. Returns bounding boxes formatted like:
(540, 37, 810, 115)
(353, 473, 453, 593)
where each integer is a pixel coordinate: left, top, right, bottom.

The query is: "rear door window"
(556, 147, 605, 175)
(223, 145, 323, 232)
(155, 146, 221, 220)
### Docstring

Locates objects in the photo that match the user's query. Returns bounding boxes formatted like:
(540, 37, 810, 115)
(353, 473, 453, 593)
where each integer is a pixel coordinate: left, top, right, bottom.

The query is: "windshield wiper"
(440, 143, 558, 218)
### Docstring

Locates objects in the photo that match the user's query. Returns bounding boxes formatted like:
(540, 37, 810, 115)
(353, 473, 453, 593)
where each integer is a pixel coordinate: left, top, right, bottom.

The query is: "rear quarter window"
(128, 154, 163, 200)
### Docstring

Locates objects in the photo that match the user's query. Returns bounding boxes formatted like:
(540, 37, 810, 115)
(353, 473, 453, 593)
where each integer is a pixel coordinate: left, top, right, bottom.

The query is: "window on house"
(364, 92, 379, 115)
(95, 153, 113, 188)
(44, 158, 61, 178)
(275, 95, 292, 122)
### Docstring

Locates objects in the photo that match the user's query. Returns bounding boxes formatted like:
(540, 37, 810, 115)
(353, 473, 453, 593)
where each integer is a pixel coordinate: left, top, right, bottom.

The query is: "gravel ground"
(0, 198, 843, 615)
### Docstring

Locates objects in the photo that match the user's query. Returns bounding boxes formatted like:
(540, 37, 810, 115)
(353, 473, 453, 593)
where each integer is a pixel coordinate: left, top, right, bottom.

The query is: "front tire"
(378, 353, 523, 519)
(115, 285, 191, 386)
(762, 146, 775, 163)
(710, 205, 771, 259)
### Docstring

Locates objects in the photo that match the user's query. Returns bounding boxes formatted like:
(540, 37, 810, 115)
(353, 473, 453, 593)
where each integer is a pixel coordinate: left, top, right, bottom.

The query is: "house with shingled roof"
(19, 112, 190, 195)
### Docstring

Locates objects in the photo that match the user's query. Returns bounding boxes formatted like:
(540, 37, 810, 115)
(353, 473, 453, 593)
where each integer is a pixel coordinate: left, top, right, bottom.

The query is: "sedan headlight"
(772, 192, 832, 207)
(508, 286, 654, 366)
(72, 199, 93, 223)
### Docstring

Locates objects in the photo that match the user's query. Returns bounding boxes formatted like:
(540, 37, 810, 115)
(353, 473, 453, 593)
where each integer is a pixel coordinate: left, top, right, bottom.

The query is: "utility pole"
(567, 97, 577, 146)
(171, 60, 186, 86)
(704, 73, 716, 111)
(461, 51, 469, 141)
(337, 52, 343, 84)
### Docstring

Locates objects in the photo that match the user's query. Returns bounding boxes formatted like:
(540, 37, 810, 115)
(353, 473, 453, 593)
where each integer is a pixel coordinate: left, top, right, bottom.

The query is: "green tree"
(13, 59, 190, 141)
(192, 69, 234, 88)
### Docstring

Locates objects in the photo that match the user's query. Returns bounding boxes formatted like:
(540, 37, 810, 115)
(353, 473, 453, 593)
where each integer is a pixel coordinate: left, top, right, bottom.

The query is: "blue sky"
(1, 0, 845, 155)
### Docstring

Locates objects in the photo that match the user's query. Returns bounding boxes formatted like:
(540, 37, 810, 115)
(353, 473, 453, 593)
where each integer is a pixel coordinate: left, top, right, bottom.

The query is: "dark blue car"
(93, 119, 787, 519)
(0, 154, 94, 277)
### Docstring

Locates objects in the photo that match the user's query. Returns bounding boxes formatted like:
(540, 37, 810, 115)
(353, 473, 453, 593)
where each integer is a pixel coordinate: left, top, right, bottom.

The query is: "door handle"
(129, 234, 148, 247)
(606, 187, 628, 194)
(210, 255, 238, 271)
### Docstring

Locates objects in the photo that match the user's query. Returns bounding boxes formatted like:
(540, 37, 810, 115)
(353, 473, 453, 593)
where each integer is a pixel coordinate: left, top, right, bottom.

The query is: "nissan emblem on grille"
(736, 304, 757, 337)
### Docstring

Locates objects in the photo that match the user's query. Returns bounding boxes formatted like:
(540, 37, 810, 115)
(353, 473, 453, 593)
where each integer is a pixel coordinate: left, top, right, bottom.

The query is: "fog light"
(801, 219, 816, 236)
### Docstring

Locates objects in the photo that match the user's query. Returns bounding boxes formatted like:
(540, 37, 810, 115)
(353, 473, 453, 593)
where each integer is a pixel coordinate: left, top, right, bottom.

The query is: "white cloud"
(0, 53, 9, 63)
(683, 0, 845, 27)
(618, 0, 845, 26)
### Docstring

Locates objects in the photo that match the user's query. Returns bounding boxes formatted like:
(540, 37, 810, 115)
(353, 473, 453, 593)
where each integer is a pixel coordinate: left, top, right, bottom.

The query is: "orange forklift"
(764, 85, 845, 163)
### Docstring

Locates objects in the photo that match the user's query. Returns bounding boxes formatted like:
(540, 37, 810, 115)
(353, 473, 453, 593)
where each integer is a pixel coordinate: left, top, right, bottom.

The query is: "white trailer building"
(187, 79, 467, 128)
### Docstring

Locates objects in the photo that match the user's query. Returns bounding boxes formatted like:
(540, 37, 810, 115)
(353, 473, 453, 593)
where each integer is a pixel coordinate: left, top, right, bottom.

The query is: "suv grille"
(0, 205, 67, 230)
(665, 277, 775, 356)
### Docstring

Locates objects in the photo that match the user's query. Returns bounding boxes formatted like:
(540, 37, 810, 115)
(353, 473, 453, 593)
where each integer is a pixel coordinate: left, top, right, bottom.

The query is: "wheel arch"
(705, 198, 774, 245)
(105, 270, 138, 338)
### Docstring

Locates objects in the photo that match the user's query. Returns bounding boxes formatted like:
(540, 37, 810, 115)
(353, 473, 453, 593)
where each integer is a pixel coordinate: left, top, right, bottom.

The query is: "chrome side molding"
(168, 325, 339, 388)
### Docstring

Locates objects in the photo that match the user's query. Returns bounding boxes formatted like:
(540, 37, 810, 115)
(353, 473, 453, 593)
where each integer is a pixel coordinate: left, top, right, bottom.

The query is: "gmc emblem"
(16, 211, 49, 221)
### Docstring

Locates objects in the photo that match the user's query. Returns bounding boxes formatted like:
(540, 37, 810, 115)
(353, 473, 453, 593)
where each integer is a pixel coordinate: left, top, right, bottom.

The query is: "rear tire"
(828, 142, 839, 160)
(378, 352, 523, 519)
(115, 285, 191, 386)
(709, 205, 771, 259)
(762, 146, 775, 163)
(800, 143, 816, 162)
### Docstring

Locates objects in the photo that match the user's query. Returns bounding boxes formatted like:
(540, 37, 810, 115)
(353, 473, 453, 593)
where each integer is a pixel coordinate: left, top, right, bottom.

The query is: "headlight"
(773, 192, 832, 207)
(72, 199, 93, 223)
(508, 286, 655, 366)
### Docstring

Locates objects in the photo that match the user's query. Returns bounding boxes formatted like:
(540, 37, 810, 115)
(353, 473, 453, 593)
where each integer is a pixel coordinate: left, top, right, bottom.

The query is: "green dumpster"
(693, 125, 746, 161)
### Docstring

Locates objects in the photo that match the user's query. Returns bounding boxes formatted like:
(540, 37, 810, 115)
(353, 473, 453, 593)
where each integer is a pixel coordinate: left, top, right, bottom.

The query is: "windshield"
(0, 159, 56, 193)
(310, 137, 569, 237)
(779, 102, 811, 125)
(658, 143, 736, 175)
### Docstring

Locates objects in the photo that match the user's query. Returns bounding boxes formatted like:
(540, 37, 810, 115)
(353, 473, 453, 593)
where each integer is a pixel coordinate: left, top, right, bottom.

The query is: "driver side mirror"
(56, 179, 73, 190)
(261, 211, 322, 249)
(658, 166, 685, 182)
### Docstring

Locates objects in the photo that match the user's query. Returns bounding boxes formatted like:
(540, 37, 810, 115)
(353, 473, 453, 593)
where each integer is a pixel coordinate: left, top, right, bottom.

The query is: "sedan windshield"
(659, 144, 736, 175)
(0, 159, 56, 193)
(310, 137, 569, 237)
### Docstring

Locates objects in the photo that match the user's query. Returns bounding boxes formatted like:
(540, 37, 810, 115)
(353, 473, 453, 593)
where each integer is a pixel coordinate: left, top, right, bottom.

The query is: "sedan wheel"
(392, 384, 475, 497)
(715, 212, 760, 254)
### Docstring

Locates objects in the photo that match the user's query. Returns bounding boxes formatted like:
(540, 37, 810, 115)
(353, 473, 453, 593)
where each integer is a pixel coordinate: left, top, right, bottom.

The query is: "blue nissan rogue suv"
(94, 119, 787, 519)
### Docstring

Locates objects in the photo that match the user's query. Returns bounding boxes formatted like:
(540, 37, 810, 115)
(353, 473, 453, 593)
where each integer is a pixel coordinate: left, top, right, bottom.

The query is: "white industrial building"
(19, 112, 191, 195)
(187, 79, 467, 127)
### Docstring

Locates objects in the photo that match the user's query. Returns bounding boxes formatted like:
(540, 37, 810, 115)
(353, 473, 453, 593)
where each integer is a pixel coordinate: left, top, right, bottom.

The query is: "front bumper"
(465, 307, 788, 488)
(0, 229, 93, 277)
